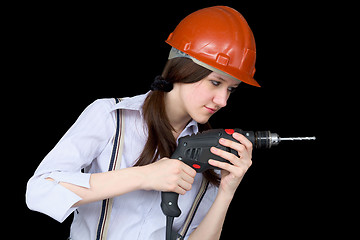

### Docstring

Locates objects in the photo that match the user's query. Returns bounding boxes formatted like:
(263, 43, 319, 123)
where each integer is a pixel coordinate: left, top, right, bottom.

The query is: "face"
(176, 72, 240, 124)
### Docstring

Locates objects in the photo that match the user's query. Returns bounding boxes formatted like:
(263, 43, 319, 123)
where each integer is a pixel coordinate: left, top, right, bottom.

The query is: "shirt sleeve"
(26, 99, 116, 222)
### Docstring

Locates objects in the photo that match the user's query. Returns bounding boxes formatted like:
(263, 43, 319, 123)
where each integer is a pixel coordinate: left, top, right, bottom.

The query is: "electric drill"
(161, 128, 315, 239)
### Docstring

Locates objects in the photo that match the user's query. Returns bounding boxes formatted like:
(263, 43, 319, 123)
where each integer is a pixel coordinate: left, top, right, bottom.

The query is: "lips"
(204, 106, 217, 114)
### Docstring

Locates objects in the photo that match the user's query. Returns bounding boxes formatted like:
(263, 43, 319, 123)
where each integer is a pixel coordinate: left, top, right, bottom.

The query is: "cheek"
(182, 82, 212, 106)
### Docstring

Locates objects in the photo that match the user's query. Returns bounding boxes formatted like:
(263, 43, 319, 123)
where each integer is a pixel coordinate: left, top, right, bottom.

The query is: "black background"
(7, 0, 345, 239)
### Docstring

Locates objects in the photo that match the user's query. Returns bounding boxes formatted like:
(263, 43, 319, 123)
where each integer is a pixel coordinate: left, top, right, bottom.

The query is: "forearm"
(188, 189, 233, 240)
(47, 157, 197, 208)
(48, 166, 145, 207)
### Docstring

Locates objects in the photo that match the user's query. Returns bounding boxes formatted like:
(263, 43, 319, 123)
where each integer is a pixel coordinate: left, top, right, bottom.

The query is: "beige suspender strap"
(96, 98, 124, 240)
(176, 177, 210, 240)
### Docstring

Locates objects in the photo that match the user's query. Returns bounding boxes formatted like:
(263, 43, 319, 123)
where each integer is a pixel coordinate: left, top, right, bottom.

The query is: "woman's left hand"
(208, 132, 253, 198)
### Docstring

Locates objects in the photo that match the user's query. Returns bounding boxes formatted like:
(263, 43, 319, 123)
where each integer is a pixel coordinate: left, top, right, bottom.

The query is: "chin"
(192, 115, 211, 124)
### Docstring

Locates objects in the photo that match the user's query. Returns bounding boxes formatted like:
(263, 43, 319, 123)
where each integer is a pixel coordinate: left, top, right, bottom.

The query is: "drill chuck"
(252, 131, 281, 148)
(244, 130, 315, 149)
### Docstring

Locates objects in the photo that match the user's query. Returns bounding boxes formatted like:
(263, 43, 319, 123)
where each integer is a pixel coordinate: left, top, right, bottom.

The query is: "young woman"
(26, 6, 260, 240)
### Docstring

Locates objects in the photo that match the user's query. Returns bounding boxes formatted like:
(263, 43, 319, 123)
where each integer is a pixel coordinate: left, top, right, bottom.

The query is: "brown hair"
(134, 58, 220, 186)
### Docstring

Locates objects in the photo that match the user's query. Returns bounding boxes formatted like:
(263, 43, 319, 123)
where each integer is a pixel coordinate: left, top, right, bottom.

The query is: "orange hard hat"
(166, 6, 260, 87)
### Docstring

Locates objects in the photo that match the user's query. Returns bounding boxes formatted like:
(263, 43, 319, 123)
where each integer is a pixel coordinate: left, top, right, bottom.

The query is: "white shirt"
(26, 92, 218, 240)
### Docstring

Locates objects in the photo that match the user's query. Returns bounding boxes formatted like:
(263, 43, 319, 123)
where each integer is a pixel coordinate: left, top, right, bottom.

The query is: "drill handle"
(161, 191, 181, 217)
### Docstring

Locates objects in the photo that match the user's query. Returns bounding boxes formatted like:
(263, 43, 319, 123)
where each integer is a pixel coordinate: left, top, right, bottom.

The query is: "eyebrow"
(215, 75, 239, 87)
(215, 76, 226, 82)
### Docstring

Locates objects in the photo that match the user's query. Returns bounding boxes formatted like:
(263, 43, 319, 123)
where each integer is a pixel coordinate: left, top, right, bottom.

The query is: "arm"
(189, 133, 253, 240)
(26, 100, 196, 220)
(26, 99, 117, 222)
(51, 157, 196, 207)
(52, 167, 144, 207)
(188, 188, 232, 239)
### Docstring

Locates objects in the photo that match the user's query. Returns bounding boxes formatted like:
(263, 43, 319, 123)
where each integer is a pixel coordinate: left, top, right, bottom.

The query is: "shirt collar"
(180, 119, 199, 137)
(110, 91, 199, 135)
(111, 91, 150, 112)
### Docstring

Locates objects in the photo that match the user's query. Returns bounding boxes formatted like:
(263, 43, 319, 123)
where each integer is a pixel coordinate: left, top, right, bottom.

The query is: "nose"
(213, 89, 229, 108)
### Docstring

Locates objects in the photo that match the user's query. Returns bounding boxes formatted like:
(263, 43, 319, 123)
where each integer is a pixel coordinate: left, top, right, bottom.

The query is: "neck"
(164, 90, 191, 137)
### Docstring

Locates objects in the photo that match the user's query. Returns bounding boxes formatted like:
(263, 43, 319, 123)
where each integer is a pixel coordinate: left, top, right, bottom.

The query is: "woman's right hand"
(139, 158, 197, 195)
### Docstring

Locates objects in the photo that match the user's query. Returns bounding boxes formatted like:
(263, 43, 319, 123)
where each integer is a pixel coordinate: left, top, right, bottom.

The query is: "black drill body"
(161, 128, 314, 239)
(161, 129, 279, 219)
(170, 128, 277, 173)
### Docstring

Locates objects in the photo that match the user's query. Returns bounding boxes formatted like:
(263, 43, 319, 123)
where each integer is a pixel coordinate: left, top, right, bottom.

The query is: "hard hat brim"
(168, 47, 260, 87)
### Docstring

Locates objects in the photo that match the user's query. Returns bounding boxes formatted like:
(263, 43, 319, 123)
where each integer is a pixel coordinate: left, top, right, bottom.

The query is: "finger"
(175, 186, 187, 195)
(210, 147, 241, 166)
(209, 159, 251, 182)
(232, 133, 253, 150)
(168, 180, 189, 195)
(219, 134, 253, 159)
(219, 137, 246, 154)
(178, 179, 193, 192)
(208, 159, 236, 172)
(180, 170, 195, 185)
(180, 162, 197, 178)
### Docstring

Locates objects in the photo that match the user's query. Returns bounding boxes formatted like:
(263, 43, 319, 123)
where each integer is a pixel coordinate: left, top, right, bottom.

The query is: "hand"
(208, 132, 253, 197)
(140, 158, 197, 195)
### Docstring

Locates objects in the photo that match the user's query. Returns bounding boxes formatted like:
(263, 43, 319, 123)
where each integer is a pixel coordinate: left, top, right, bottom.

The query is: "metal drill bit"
(280, 136, 316, 141)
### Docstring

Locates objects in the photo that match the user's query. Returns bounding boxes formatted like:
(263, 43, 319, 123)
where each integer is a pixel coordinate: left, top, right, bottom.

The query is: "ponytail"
(134, 58, 220, 186)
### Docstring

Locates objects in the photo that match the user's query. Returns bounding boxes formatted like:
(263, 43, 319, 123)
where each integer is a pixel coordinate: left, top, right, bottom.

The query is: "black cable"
(166, 216, 175, 240)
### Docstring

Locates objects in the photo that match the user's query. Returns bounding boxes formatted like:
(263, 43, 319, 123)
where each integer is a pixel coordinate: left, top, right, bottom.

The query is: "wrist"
(113, 166, 148, 193)
(136, 165, 151, 191)
(217, 187, 235, 205)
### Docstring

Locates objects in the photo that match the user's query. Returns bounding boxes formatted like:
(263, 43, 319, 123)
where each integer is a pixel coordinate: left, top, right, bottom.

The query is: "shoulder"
(82, 93, 149, 127)
(71, 98, 120, 131)
(88, 98, 118, 112)
(111, 92, 150, 112)
(81, 98, 120, 119)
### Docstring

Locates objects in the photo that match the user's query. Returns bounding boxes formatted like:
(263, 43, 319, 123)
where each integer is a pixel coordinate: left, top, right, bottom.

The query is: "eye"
(211, 80, 237, 93)
(228, 87, 237, 93)
(210, 80, 220, 86)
